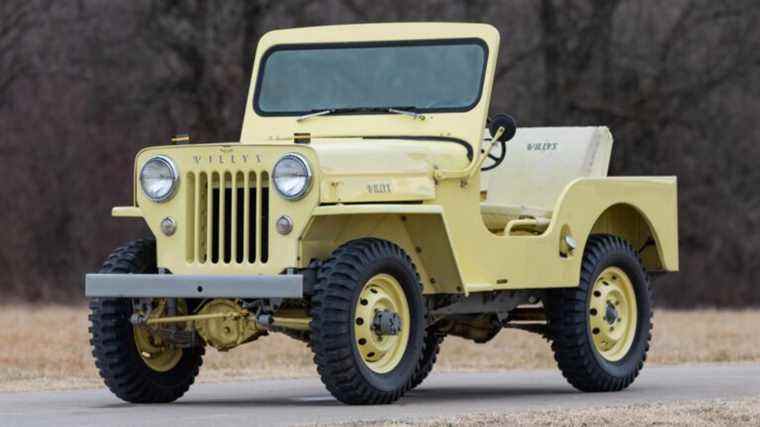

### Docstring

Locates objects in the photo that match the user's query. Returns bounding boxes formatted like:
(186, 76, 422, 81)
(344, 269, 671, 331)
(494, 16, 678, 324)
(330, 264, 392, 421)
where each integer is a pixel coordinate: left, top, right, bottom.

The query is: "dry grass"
(1, 306, 759, 392)
(335, 397, 760, 426)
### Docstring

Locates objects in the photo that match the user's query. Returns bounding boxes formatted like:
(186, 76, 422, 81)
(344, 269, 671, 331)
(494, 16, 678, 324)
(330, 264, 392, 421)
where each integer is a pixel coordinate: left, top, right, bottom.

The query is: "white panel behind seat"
(481, 126, 613, 222)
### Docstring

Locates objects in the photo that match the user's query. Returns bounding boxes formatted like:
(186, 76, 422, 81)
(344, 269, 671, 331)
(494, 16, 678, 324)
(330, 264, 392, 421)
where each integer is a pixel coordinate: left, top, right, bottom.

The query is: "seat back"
(482, 126, 613, 212)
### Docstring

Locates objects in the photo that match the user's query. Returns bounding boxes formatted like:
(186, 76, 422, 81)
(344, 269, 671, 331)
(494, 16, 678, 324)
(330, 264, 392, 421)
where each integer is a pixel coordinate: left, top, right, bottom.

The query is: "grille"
(186, 170, 269, 264)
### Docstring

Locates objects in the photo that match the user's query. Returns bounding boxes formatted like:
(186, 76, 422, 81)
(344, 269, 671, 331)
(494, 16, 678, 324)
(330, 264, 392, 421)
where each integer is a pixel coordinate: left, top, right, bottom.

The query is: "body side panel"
(430, 175, 678, 293)
(300, 176, 677, 294)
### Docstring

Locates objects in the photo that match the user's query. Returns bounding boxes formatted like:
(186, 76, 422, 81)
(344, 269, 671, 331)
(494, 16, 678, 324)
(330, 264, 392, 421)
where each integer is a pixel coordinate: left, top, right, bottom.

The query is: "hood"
(308, 138, 470, 204)
(134, 137, 470, 206)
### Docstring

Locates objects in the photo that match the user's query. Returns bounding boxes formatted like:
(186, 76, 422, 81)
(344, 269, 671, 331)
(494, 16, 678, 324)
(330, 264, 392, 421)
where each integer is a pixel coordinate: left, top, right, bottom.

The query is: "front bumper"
(85, 274, 303, 299)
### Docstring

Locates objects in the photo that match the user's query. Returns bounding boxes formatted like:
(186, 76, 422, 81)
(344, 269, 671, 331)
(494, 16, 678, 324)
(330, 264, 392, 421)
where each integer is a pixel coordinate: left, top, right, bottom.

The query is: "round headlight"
(140, 156, 179, 203)
(273, 153, 312, 200)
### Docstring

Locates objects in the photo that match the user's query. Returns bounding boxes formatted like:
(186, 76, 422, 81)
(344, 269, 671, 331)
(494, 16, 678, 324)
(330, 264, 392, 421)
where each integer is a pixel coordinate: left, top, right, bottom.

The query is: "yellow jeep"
(86, 23, 678, 405)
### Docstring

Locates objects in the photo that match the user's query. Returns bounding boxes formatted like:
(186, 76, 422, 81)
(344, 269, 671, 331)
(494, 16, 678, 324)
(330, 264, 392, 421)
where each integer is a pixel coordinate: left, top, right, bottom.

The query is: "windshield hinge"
(171, 133, 191, 145)
(294, 133, 311, 144)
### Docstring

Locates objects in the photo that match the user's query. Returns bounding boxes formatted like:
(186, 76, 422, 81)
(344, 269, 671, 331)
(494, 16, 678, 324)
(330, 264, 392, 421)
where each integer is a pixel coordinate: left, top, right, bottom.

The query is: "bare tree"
(0, 1, 40, 106)
(2, 0, 760, 305)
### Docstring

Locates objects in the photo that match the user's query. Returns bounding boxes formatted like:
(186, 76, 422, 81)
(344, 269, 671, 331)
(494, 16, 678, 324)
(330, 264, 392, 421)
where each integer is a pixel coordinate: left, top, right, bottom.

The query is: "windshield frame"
(252, 38, 489, 117)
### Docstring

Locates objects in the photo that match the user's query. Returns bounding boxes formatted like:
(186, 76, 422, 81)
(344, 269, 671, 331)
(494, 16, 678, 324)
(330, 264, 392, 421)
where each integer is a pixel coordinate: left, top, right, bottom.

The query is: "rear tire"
(546, 234, 653, 392)
(89, 239, 204, 403)
(310, 238, 426, 404)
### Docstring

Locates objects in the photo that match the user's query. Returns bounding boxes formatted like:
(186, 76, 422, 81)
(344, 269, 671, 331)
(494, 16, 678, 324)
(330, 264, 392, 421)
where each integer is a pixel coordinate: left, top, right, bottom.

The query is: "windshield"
(254, 39, 487, 116)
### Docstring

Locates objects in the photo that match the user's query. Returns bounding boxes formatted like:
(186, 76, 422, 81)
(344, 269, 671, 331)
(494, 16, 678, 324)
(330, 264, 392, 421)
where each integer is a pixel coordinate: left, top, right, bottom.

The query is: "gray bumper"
(85, 274, 303, 299)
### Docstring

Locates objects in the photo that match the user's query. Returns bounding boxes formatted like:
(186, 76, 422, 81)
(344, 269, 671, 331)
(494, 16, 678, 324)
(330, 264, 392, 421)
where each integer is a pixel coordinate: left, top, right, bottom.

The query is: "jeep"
(86, 23, 678, 405)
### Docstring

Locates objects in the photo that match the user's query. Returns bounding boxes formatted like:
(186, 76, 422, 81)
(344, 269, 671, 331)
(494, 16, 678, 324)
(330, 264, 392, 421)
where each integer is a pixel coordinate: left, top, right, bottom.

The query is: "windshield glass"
(254, 39, 487, 115)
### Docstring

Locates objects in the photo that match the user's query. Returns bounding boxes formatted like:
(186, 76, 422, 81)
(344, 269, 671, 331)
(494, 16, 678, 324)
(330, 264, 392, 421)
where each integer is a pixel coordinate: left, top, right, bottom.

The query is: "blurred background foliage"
(1, 0, 759, 306)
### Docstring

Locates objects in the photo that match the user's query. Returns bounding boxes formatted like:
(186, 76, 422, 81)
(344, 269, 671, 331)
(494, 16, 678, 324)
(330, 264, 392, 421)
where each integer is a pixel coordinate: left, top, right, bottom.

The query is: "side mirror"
(489, 114, 517, 142)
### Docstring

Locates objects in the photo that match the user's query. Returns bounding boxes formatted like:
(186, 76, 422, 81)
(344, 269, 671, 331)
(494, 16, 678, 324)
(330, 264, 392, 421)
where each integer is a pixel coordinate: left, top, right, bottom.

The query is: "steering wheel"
(481, 138, 507, 171)
(481, 114, 517, 171)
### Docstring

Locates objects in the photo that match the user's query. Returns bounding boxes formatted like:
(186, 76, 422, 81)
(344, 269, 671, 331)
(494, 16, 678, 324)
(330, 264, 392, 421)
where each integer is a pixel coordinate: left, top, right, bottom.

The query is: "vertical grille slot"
(248, 172, 257, 263)
(209, 173, 218, 263)
(245, 172, 256, 263)
(260, 172, 270, 263)
(198, 173, 208, 263)
(188, 169, 270, 265)
(185, 172, 196, 263)
(234, 172, 245, 264)
(222, 172, 232, 264)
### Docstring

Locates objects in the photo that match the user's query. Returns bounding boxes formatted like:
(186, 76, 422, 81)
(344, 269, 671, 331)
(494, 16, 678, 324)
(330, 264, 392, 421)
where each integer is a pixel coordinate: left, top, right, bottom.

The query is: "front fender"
(299, 204, 464, 294)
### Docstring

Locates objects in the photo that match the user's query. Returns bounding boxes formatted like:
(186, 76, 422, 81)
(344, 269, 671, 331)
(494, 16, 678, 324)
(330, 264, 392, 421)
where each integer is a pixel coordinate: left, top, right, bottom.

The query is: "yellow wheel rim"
(589, 267, 638, 362)
(354, 273, 411, 374)
(133, 299, 185, 372)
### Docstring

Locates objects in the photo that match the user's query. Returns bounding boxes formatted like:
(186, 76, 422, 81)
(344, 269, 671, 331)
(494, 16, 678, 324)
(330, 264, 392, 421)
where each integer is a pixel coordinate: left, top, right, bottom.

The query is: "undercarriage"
(129, 288, 549, 354)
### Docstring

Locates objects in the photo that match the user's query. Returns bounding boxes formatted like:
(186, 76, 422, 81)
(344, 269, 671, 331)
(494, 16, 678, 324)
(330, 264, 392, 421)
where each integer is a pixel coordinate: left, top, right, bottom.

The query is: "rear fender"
(553, 177, 679, 274)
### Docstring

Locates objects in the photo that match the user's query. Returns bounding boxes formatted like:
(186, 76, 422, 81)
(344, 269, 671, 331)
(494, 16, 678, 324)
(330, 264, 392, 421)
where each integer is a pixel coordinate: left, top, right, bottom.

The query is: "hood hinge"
(294, 133, 311, 144)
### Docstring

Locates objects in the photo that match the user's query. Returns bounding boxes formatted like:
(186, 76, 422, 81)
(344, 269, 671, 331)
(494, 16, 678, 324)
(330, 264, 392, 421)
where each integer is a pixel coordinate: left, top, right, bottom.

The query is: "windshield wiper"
(296, 106, 426, 123)
(296, 109, 335, 122)
(387, 107, 426, 121)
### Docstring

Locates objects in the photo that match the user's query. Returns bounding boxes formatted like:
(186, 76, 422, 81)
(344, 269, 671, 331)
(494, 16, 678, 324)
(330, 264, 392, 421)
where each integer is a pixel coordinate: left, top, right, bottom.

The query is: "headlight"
(140, 155, 179, 203)
(273, 153, 312, 200)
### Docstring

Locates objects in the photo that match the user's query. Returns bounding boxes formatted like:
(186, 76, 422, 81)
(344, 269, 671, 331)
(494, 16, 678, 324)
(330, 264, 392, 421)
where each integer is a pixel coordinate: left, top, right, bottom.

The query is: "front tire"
(410, 329, 444, 390)
(89, 239, 204, 403)
(310, 238, 426, 404)
(546, 234, 653, 392)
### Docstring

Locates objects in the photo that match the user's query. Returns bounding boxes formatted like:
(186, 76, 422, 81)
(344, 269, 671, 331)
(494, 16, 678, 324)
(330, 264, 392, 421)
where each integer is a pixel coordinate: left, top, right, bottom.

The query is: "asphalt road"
(2, 364, 759, 427)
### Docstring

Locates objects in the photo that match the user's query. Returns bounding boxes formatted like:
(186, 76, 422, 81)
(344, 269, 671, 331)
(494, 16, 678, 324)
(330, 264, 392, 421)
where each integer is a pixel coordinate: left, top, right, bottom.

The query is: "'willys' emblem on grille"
(193, 151, 263, 165)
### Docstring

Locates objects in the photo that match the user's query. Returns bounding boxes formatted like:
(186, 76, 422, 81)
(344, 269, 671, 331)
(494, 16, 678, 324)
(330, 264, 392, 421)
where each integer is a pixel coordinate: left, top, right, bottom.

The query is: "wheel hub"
(373, 309, 402, 336)
(354, 273, 411, 374)
(133, 298, 185, 372)
(588, 267, 638, 362)
(604, 302, 618, 325)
